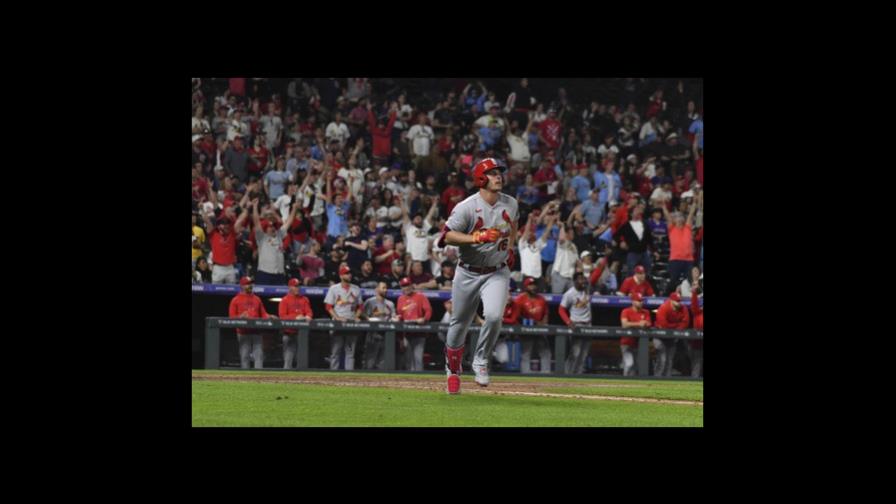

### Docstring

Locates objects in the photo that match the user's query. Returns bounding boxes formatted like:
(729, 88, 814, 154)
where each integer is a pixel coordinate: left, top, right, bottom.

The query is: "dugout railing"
(205, 318, 702, 379)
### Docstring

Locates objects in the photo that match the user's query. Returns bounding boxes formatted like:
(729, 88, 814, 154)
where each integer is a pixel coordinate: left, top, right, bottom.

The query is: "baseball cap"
(400, 277, 412, 287)
(239, 276, 253, 286)
(288, 278, 300, 287)
(523, 277, 536, 288)
(580, 250, 592, 259)
(216, 217, 232, 226)
(630, 292, 643, 302)
(339, 265, 352, 276)
(634, 265, 645, 274)
(668, 292, 681, 302)
(192, 134, 202, 143)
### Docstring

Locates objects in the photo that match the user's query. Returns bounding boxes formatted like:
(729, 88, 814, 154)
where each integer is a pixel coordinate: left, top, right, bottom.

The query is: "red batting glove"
(472, 228, 501, 244)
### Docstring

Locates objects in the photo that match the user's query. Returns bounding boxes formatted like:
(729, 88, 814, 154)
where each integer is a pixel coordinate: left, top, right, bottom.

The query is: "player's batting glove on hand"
(472, 228, 501, 244)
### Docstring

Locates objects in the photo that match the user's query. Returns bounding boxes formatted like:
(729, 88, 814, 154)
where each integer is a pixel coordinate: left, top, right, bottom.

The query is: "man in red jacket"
(514, 276, 551, 373)
(653, 291, 690, 377)
(690, 287, 703, 377)
(617, 265, 656, 297)
(396, 277, 433, 372)
(367, 102, 397, 165)
(228, 276, 274, 369)
(619, 292, 651, 376)
(279, 277, 314, 369)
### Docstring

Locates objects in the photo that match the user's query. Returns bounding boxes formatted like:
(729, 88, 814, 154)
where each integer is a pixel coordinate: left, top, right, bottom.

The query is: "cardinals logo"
(472, 216, 485, 232)
(336, 292, 357, 306)
(574, 295, 590, 309)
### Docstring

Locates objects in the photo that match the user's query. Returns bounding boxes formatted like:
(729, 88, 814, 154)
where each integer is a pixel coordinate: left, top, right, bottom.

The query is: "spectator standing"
(663, 201, 698, 295)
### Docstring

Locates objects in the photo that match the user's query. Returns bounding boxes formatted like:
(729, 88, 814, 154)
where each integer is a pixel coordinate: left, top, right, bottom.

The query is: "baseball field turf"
(192, 370, 703, 427)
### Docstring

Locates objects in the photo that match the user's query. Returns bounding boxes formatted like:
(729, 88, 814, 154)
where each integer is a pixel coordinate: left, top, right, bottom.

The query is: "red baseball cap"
(339, 265, 352, 276)
(630, 292, 643, 302)
(634, 265, 645, 274)
(288, 278, 300, 287)
(668, 292, 681, 302)
(400, 277, 412, 287)
(523, 277, 536, 288)
(239, 276, 253, 286)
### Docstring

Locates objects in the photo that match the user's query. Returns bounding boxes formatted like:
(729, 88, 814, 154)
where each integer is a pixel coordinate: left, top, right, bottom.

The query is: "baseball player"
(617, 265, 656, 297)
(228, 276, 273, 369)
(361, 281, 398, 370)
(558, 271, 593, 374)
(279, 278, 313, 369)
(324, 264, 363, 370)
(653, 291, 690, 377)
(514, 276, 552, 373)
(438, 157, 519, 394)
(396, 277, 433, 371)
(689, 287, 703, 377)
(620, 292, 651, 376)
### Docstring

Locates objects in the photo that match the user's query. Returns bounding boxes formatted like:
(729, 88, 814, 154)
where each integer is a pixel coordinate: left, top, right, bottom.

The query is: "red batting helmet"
(400, 277, 412, 287)
(472, 158, 503, 188)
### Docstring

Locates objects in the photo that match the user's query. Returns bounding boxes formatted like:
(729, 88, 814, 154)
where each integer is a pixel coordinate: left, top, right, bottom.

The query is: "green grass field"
(191, 370, 703, 427)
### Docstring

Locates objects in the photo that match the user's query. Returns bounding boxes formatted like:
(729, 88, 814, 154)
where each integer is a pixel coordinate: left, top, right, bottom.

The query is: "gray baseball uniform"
(324, 282, 362, 370)
(560, 286, 593, 374)
(361, 296, 396, 370)
(443, 192, 519, 368)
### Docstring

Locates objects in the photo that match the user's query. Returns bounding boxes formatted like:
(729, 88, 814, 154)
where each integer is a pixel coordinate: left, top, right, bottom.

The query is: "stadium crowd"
(191, 78, 704, 376)
(192, 77, 702, 296)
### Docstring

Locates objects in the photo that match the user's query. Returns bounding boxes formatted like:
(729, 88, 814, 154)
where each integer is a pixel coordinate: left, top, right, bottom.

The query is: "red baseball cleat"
(447, 372, 461, 395)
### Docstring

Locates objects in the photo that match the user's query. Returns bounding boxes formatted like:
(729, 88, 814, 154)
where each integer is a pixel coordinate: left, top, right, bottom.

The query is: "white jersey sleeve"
(446, 198, 473, 233)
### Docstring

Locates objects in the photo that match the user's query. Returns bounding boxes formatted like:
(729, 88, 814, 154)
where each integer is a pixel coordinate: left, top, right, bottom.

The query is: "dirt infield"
(192, 372, 703, 406)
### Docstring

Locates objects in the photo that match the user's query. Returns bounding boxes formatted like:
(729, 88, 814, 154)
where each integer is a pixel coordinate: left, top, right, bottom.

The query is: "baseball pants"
(363, 332, 385, 370)
(621, 344, 637, 376)
(329, 333, 359, 370)
(653, 338, 678, 377)
(690, 348, 703, 377)
(445, 266, 510, 368)
(520, 335, 552, 373)
(565, 336, 591, 374)
(404, 335, 427, 371)
(282, 334, 297, 369)
(238, 333, 264, 369)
